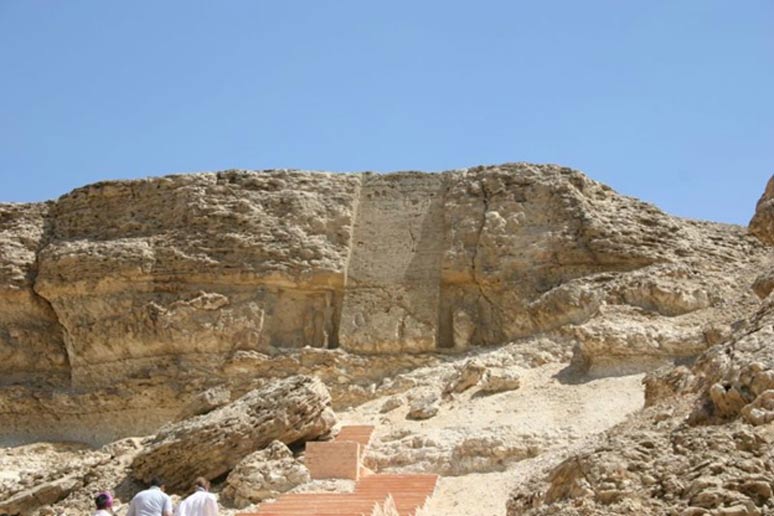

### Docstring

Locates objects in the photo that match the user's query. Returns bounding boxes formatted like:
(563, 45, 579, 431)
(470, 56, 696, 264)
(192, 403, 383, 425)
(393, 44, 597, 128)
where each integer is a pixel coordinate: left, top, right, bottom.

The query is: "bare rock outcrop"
(0, 474, 83, 515)
(752, 270, 774, 299)
(443, 359, 486, 395)
(0, 164, 768, 443)
(34, 171, 362, 389)
(131, 375, 335, 492)
(0, 203, 68, 387)
(0, 439, 145, 516)
(749, 175, 774, 245)
(367, 425, 549, 476)
(0, 347, 434, 446)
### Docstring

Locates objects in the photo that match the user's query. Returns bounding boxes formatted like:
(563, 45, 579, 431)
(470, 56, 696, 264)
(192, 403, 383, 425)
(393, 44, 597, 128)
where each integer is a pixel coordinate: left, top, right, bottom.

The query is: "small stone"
(444, 360, 487, 395)
(479, 369, 521, 394)
(380, 395, 404, 413)
(715, 504, 760, 516)
(407, 389, 441, 420)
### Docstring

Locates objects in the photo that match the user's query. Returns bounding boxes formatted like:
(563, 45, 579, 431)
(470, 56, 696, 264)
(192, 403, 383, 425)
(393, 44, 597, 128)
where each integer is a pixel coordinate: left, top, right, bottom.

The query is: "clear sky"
(1, 1, 771, 224)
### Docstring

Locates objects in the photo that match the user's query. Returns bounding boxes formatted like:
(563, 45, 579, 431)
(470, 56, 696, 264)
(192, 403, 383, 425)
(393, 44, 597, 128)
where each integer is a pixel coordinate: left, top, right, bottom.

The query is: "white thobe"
(174, 488, 218, 516)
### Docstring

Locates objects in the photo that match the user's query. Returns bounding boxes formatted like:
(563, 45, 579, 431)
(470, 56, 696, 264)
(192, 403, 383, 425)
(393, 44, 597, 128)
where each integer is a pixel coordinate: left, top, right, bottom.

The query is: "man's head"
(193, 477, 210, 491)
(149, 477, 166, 491)
(95, 492, 113, 510)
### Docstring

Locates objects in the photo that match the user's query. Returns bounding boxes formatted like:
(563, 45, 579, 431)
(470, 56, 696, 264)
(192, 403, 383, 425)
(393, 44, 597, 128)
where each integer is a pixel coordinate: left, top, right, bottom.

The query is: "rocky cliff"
(502, 174, 774, 516)
(508, 283, 774, 516)
(0, 163, 767, 444)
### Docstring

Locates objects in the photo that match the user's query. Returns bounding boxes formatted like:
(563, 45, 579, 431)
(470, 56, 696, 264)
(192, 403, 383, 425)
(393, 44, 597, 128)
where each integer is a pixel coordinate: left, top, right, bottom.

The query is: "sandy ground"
(340, 363, 646, 516)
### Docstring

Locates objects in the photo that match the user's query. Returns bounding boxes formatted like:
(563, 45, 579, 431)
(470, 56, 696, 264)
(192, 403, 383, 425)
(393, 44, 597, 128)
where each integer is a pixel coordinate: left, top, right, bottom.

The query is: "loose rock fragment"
(131, 375, 335, 491)
(443, 359, 487, 395)
(407, 389, 441, 420)
(479, 368, 522, 394)
(221, 441, 310, 508)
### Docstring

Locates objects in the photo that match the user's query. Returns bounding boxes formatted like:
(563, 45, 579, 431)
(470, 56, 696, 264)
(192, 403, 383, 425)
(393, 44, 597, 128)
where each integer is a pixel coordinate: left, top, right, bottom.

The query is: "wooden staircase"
(239, 425, 438, 516)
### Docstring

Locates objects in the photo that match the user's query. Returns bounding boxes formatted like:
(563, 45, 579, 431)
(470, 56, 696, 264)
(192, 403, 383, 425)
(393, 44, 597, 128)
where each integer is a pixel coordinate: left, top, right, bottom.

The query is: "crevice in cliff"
(407, 224, 417, 253)
(436, 176, 455, 349)
(471, 178, 502, 313)
(29, 204, 74, 387)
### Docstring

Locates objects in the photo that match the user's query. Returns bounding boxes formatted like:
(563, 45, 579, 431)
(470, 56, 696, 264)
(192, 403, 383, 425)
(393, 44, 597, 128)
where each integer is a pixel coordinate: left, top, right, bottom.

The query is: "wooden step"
(239, 457, 439, 516)
(334, 425, 375, 449)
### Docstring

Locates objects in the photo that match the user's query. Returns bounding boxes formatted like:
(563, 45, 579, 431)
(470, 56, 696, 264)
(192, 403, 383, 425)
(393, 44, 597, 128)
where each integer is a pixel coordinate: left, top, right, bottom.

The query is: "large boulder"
(221, 440, 310, 508)
(131, 375, 335, 492)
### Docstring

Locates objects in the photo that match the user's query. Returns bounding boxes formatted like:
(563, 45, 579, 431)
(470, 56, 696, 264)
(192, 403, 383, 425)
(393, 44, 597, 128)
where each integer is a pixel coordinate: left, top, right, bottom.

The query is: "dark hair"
(149, 477, 164, 487)
(95, 493, 111, 510)
(193, 477, 210, 491)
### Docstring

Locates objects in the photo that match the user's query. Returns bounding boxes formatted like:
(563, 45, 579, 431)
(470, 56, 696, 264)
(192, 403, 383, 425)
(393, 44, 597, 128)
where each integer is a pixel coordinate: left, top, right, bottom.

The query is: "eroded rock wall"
(33, 170, 361, 387)
(0, 203, 68, 386)
(339, 172, 446, 353)
(0, 164, 767, 443)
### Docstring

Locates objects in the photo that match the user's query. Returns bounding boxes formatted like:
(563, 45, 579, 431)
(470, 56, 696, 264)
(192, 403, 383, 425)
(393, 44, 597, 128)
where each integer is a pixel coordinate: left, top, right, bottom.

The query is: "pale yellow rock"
(0, 203, 68, 386)
(2, 164, 762, 398)
(221, 440, 310, 508)
(2, 164, 773, 516)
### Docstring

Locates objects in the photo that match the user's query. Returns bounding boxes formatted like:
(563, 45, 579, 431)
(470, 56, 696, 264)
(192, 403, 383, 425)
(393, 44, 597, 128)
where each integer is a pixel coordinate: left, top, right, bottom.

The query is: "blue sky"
(1, 1, 771, 224)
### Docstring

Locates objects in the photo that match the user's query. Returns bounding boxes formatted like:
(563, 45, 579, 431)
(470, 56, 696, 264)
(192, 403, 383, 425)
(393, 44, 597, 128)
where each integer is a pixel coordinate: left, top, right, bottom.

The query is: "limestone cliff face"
(0, 164, 767, 443)
(0, 203, 67, 385)
(34, 170, 361, 387)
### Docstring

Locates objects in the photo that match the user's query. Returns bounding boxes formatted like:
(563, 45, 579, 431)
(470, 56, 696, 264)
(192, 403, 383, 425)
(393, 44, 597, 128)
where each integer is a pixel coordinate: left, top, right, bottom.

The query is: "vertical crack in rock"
(470, 178, 501, 313)
(407, 224, 417, 253)
(29, 208, 74, 386)
(330, 173, 365, 349)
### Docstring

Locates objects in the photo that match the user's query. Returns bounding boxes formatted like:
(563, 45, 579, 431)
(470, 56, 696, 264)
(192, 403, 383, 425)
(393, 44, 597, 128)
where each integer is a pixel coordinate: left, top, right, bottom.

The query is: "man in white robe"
(175, 477, 218, 516)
